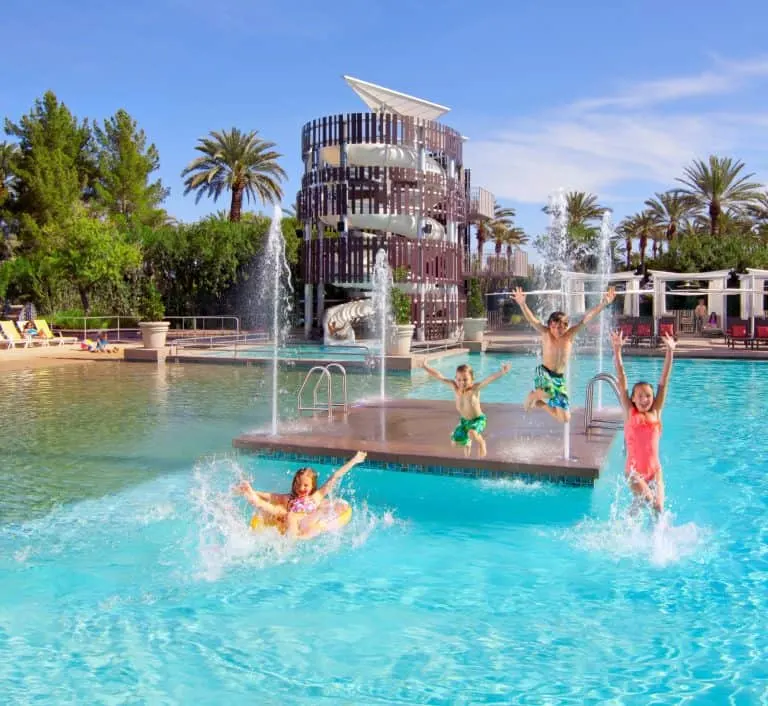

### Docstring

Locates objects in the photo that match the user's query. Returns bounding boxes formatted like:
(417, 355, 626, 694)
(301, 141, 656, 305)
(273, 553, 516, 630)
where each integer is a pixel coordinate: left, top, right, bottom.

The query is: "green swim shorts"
(451, 414, 488, 447)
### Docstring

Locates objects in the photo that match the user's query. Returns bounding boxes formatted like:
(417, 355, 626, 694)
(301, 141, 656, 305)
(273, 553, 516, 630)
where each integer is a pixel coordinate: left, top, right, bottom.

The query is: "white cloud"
(464, 57, 768, 211)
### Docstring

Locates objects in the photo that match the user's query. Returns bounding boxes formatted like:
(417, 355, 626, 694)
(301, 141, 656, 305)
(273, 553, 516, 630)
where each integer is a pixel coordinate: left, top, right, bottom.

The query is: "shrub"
(466, 279, 486, 318)
(390, 287, 412, 325)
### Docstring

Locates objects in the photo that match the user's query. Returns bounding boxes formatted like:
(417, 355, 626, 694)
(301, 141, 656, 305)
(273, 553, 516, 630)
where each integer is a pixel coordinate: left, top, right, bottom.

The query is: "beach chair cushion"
(619, 323, 633, 337)
(757, 326, 768, 339)
(636, 323, 652, 337)
(732, 324, 747, 338)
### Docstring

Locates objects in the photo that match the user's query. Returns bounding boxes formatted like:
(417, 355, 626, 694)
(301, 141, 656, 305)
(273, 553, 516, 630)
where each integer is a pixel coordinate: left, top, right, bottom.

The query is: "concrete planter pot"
(139, 321, 170, 349)
(462, 317, 486, 342)
(386, 324, 415, 356)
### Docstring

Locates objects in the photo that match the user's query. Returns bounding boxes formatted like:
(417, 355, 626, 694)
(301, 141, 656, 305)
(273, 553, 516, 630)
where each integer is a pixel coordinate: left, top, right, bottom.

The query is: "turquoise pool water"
(190, 343, 376, 362)
(1, 355, 766, 704)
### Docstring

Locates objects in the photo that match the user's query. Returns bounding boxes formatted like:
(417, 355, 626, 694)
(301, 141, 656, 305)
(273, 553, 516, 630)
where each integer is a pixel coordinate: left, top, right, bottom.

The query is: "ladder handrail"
(298, 366, 333, 419)
(298, 363, 349, 418)
(584, 372, 625, 433)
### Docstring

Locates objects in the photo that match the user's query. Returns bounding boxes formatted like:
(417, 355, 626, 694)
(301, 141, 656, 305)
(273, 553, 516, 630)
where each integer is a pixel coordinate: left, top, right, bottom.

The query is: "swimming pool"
(1, 356, 766, 703)
(181, 342, 377, 362)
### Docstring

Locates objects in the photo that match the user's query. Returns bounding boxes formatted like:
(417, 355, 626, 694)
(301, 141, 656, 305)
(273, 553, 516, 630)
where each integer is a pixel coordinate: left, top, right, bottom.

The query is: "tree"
(619, 211, 659, 269)
(676, 156, 763, 236)
(181, 128, 286, 222)
(43, 209, 142, 312)
(644, 190, 695, 249)
(0, 142, 18, 206)
(543, 191, 605, 230)
(4, 91, 95, 230)
(93, 109, 168, 226)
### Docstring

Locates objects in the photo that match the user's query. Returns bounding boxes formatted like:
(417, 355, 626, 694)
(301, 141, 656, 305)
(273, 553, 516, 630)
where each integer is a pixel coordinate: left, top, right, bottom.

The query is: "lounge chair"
(1, 320, 47, 348)
(752, 318, 768, 350)
(658, 317, 678, 341)
(725, 319, 752, 349)
(634, 319, 657, 347)
(617, 319, 636, 346)
(34, 319, 78, 346)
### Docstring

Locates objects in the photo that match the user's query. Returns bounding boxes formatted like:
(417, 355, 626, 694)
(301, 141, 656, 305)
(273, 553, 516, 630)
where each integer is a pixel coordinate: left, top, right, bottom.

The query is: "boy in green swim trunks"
(421, 359, 512, 457)
(512, 285, 616, 423)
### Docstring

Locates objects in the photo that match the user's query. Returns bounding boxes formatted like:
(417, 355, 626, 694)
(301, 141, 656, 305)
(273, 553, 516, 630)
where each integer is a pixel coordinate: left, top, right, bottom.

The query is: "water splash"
(596, 211, 614, 409)
(189, 458, 391, 581)
(257, 205, 294, 435)
(546, 189, 571, 459)
(371, 249, 392, 400)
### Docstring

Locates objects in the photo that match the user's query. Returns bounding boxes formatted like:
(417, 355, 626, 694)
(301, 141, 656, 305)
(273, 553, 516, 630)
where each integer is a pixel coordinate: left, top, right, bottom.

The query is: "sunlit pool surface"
(182, 343, 376, 362)
(1, 354, 766, 703)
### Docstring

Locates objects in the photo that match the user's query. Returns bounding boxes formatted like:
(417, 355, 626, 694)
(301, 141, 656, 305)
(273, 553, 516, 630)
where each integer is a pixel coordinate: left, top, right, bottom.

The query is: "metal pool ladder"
(584, 372, 625, 433)
(297, 363, 348, 418)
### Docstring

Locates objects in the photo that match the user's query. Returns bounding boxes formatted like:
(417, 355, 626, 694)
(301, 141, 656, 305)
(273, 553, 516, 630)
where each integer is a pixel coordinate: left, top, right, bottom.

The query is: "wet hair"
(630, 381, 654, 408)
(455, 363, 474, 380)
(290, 467, 318, 498)
(547, 311, 568, 326)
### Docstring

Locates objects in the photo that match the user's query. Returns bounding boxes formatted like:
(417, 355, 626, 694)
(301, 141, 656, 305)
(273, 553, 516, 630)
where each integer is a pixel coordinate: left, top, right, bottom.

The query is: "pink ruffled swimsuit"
(624, 408, 662, 482)
(288, 496, 318, 513)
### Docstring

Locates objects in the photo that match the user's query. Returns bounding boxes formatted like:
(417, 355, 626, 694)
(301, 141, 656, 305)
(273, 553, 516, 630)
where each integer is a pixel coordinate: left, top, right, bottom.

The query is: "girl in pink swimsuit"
(235, 450, 367, 537)
(611, 329, 677, 514)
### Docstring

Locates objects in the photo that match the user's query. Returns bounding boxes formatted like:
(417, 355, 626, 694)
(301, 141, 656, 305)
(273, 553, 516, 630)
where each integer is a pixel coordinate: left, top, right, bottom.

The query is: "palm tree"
(619, 211, 659, 269)
(181, 128, 286, 222)
(504, 227, 529, 257)
(676, 155, 764, 236)
(476, 202, 515, 257)
(543, 191, 605, 230)
(644, 190, 695, 251)
(0, 141, 18, 205)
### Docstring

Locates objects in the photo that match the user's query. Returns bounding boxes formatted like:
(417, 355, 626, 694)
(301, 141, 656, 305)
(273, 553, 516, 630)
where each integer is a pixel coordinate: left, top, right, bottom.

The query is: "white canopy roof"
(648, 269, 732, 280)
(343, 75, 450, 121)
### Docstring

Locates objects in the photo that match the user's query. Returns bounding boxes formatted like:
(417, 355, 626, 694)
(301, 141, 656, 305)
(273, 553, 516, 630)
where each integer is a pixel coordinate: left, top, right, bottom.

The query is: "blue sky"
(4, 0, 768, 255)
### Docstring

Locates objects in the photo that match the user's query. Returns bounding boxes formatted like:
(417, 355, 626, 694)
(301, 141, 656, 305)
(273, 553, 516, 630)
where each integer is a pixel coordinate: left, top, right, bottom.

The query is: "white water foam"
(188, 458, 397, 581)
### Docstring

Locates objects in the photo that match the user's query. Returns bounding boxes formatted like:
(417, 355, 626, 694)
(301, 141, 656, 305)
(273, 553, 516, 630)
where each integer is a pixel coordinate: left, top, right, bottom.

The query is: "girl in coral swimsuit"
(611, 329, 677, 514)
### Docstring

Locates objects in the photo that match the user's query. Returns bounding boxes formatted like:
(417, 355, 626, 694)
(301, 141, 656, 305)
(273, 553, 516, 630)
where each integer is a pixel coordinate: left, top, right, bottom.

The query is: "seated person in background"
(694, 299, 708, 334)
(95, 332, 118, 353)
(22, 320, 40, 338)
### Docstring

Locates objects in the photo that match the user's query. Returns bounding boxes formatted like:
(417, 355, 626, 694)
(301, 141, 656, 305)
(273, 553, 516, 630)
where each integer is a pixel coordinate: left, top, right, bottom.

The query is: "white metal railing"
(51, 314, 241, 342)
(171, 332, 269, 351)
(297, 364, 348, 418)
(584, 373, 624, 433)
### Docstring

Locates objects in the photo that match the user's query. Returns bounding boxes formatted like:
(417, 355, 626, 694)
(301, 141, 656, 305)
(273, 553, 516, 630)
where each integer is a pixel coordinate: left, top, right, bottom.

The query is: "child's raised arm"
(475, 362, 512, 389)
(567, 287, 616, 338)
(652, 333, 676, 412)
(421, 359, 457, 388)
(610, 330, 632, 415)
(512, 288, 547, 334)
(316, 451, 367, 499)
(234, 480, 285, 507)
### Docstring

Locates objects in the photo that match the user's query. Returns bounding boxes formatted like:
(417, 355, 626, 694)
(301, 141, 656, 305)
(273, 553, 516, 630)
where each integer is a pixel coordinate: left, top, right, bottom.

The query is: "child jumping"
(421, 359, 511, 458)
(611, 329, 675, 514)
(234, 450, 367, 537)
(512, 286, 616, 422)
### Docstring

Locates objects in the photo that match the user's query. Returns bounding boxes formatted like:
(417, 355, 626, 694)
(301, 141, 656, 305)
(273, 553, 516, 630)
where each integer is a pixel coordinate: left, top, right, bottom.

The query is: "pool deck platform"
(233, 399, 623, 485)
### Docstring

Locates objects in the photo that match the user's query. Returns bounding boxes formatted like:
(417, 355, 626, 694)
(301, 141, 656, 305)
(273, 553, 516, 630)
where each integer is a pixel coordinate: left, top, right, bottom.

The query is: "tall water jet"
(596, 210, 614, 409)
(371, 249, 391, 400)
(258, 205, 293, 435)
(545, 189, 572, 460)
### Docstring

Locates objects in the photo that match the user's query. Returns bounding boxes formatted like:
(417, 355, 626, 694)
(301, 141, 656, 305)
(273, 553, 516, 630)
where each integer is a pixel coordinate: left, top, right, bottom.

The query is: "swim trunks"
(534, 364, 570, 410)
(451, 414, 487, 446)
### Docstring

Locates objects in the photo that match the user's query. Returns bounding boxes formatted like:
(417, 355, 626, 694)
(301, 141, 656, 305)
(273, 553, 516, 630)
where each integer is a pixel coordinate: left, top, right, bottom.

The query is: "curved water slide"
(319, 144, 447, 241)
(323, 298, 374, 345)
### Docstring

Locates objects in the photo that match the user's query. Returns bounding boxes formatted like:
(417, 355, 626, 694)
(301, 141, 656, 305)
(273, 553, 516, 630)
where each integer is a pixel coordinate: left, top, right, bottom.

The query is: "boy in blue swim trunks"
(421, 359, 511, 457)
(512, 285, 616, 423)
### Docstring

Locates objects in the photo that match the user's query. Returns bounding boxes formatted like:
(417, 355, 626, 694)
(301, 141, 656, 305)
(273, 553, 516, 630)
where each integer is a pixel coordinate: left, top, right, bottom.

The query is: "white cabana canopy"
(561, 271, 644, 317)
(736, 268, 768, 332)
(648, 269, 732, 331)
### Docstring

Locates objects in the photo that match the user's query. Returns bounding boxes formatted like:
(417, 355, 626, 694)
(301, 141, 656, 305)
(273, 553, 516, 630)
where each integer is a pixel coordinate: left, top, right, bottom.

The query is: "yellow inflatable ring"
(249, 500, 352, 540)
